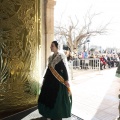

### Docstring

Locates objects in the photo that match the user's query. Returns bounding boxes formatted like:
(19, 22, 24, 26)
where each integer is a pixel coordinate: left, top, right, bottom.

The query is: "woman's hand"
(64, 81, 70, 87)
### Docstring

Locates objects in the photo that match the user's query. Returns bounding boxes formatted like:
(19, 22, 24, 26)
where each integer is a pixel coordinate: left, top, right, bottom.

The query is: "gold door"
(0, 0, 41, 115)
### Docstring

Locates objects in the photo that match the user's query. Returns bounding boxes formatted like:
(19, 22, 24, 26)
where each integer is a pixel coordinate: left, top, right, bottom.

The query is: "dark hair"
(52, 41, 58, 48)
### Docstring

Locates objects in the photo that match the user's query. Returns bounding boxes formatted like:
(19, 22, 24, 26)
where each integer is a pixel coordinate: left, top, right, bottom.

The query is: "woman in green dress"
(38, 41, 72, 120)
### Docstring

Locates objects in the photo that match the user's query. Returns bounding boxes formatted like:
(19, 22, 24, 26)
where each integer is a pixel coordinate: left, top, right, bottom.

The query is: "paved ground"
(71, 68, 120, 120)
(4, 68, 120, 120)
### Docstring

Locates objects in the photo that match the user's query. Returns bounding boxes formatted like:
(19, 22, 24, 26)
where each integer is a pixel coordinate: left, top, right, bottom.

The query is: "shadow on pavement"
(31, 117, 47, 120)
(2, 106, 38, 120)
(91, 75, 119, 120)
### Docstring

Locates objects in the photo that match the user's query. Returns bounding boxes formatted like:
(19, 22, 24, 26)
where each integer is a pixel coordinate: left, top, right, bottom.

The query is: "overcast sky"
(54, 0, 120, 49)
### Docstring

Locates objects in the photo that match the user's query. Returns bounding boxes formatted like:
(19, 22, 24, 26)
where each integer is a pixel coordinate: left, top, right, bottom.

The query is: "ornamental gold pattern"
(0, 0, 41, 113)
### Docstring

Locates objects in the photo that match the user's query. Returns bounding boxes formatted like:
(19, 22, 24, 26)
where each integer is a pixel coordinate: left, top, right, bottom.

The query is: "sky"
(54, 0, 120, 49)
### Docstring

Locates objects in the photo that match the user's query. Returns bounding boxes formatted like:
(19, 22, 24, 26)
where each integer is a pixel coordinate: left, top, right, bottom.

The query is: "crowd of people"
(88, 54, 120, 70)
(66, 51, 120, 70)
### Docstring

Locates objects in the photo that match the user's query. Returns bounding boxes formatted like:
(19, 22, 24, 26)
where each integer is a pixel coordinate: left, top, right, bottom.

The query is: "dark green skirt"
(38, 83, 72, 119)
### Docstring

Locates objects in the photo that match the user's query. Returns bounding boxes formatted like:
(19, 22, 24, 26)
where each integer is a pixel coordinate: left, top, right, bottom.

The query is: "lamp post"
(79, 39, 90, 53)
(87, 40, 90, 53)
(83, 43, 86, 52)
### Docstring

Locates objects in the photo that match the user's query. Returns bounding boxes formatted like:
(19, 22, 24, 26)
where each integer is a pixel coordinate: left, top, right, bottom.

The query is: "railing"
(72, 58, 100, 71)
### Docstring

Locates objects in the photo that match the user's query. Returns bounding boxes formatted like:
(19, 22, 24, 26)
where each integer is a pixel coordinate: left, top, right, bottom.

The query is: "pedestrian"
(38, 41, 72, 120)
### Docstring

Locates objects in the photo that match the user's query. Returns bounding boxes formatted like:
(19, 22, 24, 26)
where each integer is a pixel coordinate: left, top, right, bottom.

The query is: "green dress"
(38, 53, 72, 119)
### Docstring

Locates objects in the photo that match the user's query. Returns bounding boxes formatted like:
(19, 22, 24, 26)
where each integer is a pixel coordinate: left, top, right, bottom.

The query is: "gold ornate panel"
(0, 0, 41, 114)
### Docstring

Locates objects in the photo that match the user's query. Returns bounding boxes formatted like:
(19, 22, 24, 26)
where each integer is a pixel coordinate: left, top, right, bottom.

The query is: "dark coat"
(39, 60, 68, 109)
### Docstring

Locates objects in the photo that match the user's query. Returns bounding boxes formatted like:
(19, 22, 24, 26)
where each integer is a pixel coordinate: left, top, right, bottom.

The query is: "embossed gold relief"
(0, 0, 41, 114)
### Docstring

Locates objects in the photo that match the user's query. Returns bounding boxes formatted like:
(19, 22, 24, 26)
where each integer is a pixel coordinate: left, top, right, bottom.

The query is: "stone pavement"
(71, 68, 120, 120)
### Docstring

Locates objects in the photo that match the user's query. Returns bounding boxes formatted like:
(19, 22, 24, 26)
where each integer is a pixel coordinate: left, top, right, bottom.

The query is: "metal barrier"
(72, 58, 100, 71)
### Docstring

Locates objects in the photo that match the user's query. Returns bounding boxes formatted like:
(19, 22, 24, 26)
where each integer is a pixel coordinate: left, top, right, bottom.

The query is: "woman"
(38, 41, 72, 120)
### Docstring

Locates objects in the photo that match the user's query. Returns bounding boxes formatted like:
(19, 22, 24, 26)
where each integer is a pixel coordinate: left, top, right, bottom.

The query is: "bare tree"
(54, 11, 110, 54)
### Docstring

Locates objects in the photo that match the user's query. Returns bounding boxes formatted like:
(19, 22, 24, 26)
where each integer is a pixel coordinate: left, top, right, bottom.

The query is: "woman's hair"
(52, 41, 58, 48)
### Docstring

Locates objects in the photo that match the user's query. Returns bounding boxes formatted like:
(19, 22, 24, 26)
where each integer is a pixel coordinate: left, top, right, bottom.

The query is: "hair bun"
(52, 41, 58, 48)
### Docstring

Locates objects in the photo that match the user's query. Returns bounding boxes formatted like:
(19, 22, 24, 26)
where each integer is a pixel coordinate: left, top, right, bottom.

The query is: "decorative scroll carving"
(0, 0, 41, 114)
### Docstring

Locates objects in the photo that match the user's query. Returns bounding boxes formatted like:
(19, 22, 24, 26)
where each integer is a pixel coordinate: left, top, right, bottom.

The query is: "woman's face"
(50, 43, 58, 52)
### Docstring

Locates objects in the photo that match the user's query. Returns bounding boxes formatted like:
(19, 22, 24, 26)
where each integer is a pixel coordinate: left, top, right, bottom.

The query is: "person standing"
(38, 41, 72, 120)
(106, 55, 111, 68)
(100, 55, 106, 70)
